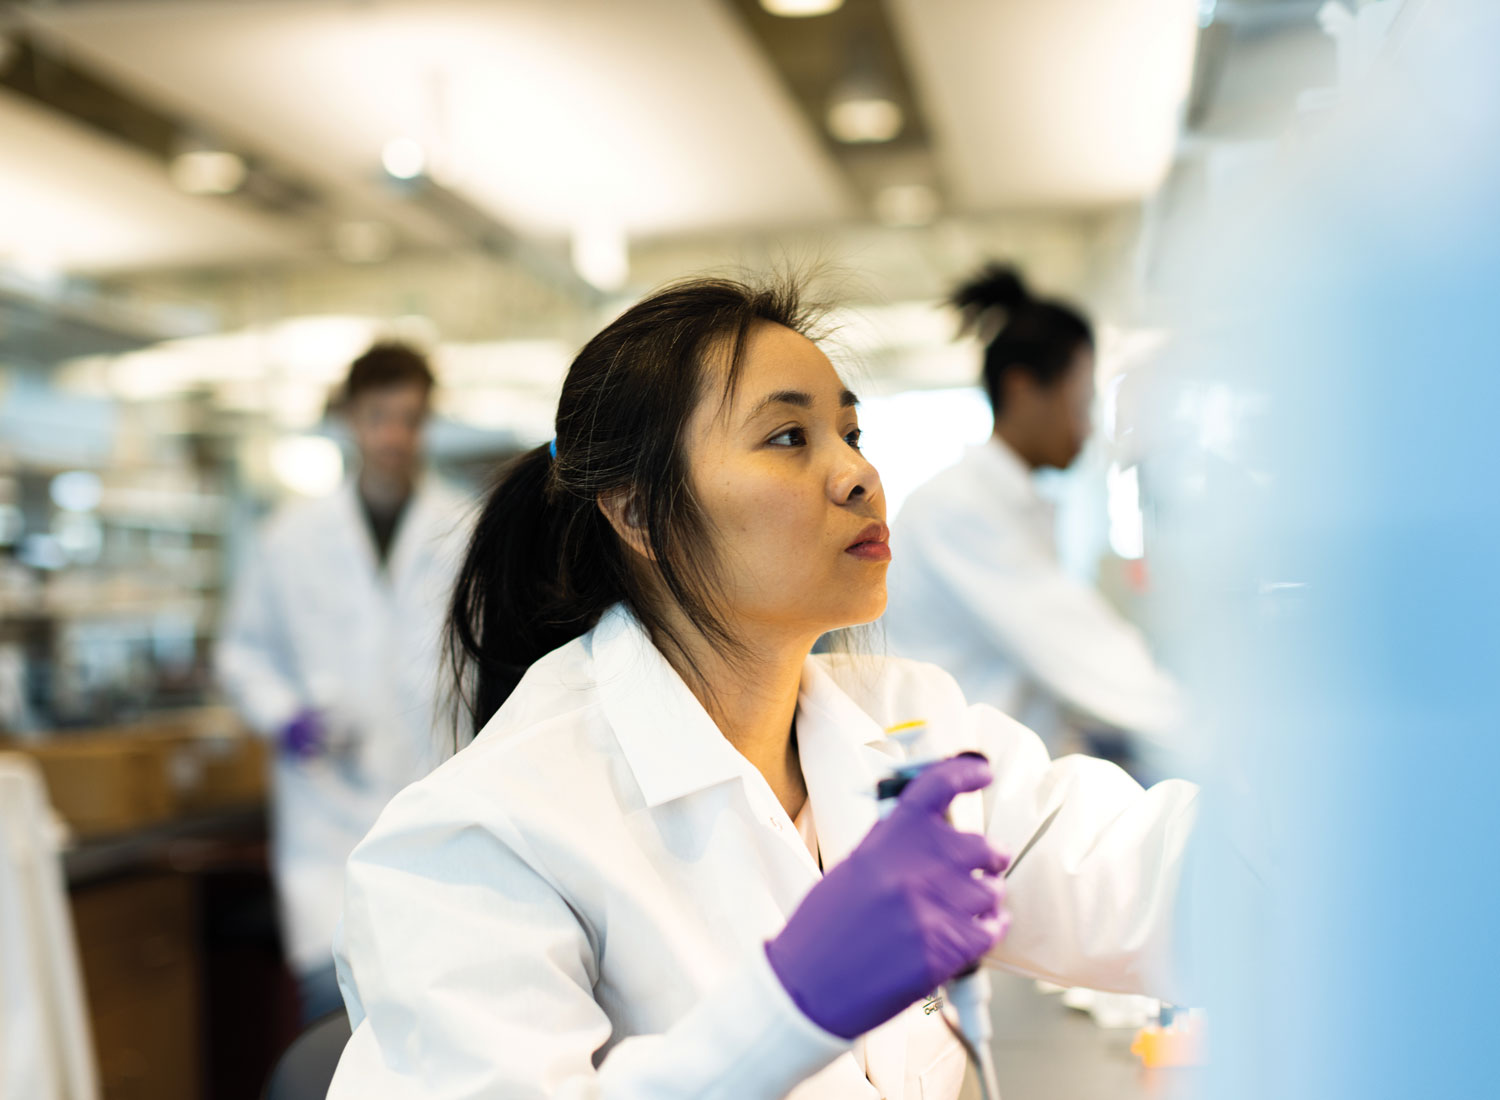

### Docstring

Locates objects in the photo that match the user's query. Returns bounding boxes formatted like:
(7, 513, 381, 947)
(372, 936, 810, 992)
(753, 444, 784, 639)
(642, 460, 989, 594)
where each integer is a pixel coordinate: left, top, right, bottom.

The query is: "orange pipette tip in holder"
(1131, 1007, 1206, 1068)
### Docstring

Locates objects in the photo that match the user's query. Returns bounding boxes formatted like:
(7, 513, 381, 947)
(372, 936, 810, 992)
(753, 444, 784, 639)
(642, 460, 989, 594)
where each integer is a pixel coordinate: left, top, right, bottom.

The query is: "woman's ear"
(598, 489, 656, 561)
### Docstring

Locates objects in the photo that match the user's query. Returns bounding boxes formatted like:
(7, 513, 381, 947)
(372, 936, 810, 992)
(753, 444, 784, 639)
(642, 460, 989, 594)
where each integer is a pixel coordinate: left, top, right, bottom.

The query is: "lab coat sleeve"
(966, 702, 1198, 1000)
(214, 532, 303, 736)
(328, 782, 849, 1100)
(910, 509, 1181, 741)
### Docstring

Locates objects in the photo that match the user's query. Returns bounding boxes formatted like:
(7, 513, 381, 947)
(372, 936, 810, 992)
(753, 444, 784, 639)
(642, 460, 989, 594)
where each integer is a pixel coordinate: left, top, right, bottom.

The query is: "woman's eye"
(844, 427, 863, 450)
(768, 427, 807, 447)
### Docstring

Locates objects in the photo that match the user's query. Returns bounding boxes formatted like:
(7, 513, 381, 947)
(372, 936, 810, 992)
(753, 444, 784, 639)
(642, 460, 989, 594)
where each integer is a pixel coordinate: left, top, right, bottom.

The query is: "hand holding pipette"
(765, 755, 1010, 1040)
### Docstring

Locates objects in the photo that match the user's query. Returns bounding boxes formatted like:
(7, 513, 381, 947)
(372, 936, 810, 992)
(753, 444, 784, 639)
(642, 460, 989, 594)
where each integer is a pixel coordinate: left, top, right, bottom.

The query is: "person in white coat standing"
(216, 342, 470, 1022)
(883, 265, 1180, 758)
(325, 278, 1198, 1100)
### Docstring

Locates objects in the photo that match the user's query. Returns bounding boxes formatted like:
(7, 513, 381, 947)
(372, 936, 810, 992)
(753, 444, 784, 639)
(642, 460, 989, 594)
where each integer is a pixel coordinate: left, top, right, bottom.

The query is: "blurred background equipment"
(0, 1, 1388, 1097)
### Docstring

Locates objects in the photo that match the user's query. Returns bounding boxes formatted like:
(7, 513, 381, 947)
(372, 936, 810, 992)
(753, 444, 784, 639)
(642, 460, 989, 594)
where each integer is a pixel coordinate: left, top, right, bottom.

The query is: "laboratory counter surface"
(63, 802, 268, 887)
(985, 971, 1201, 1100)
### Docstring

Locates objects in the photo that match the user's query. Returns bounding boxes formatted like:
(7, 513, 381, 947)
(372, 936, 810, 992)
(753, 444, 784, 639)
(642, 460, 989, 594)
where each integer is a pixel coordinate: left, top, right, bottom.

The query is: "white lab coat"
(328, 604, 1197, 1100)
(0, 756, 98, 1100)
(882, 438, 1180, 753)
(215, 476, 472, 976)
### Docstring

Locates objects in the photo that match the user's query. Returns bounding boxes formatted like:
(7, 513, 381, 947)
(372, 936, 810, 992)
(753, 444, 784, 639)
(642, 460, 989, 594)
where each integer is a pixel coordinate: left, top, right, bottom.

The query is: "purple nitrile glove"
(765, 754, 1011, 1040)
(280, 707, 328, 760)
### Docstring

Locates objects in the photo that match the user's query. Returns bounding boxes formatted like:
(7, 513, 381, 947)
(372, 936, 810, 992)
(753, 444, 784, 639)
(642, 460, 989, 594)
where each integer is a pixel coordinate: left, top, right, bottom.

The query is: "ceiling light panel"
(760, 0, 846, 16)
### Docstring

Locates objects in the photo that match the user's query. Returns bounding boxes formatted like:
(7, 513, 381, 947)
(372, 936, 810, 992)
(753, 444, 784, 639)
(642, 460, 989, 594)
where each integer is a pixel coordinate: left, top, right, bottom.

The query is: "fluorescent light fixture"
(169, 149, 247, 195)
(873, 183, 940, 227)
(270, 435, 345, 497)
(827, 96, 903, 143)
(381, 137, 427, 180)
(760, 0, 844, 15)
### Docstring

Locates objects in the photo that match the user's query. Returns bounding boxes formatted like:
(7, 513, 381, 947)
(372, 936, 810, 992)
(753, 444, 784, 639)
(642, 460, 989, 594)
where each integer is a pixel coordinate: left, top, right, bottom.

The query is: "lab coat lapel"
(386, 476, 454, 592)
(795, 658, 912, 1099)
(332, 481, 385, 594)
(794, 658, 889, 868)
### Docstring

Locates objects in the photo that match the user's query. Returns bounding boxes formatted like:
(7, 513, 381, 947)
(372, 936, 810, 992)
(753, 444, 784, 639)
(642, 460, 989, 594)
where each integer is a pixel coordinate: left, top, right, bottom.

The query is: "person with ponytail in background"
(325, 277, 1197, 1100)
(883, 265, 1181, 760)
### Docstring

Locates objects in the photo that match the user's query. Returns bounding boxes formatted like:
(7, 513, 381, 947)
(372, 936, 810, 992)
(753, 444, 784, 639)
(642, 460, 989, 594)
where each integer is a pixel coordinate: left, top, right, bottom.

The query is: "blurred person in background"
(216, 342, 471, 1023)
(882, 266, 1179, 761)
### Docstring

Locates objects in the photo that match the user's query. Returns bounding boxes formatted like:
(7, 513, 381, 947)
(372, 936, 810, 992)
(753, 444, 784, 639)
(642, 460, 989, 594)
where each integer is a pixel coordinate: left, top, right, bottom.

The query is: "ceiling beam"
(720, 0, 946, 223)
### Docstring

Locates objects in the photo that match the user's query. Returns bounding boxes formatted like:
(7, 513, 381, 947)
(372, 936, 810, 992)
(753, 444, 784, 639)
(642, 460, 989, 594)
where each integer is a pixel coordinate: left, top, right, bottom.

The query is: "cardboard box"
(3, 707, 268, 838)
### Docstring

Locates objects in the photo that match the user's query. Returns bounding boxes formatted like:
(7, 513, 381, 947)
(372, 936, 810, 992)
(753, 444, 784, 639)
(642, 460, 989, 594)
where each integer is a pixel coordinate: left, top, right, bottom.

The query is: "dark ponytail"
(446, 275, 820, 739)
(445, 445, 589, 733)
(951, 263, 1093, 414)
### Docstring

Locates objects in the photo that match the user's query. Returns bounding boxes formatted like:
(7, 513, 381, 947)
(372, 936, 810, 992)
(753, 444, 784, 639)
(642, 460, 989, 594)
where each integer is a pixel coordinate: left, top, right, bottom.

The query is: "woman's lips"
(846, 523, 891, 562)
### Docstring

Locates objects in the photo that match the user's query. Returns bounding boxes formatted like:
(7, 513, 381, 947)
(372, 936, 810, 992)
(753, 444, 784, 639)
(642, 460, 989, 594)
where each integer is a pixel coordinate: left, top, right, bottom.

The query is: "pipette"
(876, 722, 1005, 1100)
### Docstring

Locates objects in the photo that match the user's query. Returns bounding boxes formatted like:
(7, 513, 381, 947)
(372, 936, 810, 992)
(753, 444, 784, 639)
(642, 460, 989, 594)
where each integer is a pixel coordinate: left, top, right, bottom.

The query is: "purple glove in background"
(280, 707, 328, 759)
(765, 754, 1011, 1040)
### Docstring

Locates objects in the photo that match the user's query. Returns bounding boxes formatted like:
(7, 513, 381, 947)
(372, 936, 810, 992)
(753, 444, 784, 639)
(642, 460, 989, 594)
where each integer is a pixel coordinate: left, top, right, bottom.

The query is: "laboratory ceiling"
(1, 0, 1200, 274)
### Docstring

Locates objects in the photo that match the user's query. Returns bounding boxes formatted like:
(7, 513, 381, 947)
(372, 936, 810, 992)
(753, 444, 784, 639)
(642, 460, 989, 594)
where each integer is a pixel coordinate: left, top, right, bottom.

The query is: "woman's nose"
(830, 450, 883, 506)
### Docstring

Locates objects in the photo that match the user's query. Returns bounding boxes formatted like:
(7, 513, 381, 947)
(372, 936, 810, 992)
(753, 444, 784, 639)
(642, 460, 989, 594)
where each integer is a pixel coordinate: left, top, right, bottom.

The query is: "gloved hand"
(279, 707, 357, 761)
(765, 753, 1011, 1040)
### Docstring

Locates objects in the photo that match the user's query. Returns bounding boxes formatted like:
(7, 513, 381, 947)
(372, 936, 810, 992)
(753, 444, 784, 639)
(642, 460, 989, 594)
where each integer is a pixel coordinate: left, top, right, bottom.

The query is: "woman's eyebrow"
(745, 388, 860, 421)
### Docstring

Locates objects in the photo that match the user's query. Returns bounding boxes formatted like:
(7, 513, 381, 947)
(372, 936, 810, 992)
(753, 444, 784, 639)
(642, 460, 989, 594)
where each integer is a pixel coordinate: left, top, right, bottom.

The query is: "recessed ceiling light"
(760, 0, 844, 16)
(169, 150, 247, 195)
(826, 97, 903, 143)
(381, 137, 427, 181)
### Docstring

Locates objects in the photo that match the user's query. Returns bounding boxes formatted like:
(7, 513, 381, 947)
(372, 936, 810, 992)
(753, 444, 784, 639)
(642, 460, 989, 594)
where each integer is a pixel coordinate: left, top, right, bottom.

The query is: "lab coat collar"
(335, 472, 447, 581)
(592, 606, 751, 809)
(966, 435, 1037, 500)
(591, 607, 900, 825)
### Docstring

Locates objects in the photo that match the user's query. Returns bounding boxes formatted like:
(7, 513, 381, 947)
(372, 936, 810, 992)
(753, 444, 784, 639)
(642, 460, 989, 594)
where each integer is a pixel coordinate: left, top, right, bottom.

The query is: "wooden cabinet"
(71, 874, 201, 1100)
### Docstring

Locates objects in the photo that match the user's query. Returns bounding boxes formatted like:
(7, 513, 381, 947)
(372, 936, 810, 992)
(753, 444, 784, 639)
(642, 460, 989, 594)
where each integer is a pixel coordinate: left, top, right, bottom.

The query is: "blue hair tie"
(548, 437, 558, 460)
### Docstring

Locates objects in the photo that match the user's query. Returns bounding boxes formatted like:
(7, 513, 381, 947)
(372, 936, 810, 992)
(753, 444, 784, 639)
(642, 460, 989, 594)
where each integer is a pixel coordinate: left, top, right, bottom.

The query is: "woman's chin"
(833, 589, 888, 630)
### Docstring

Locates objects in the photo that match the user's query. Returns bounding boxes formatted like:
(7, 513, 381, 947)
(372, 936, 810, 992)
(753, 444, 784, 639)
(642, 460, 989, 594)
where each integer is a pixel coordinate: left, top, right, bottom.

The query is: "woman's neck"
(656, 612, 813, 820)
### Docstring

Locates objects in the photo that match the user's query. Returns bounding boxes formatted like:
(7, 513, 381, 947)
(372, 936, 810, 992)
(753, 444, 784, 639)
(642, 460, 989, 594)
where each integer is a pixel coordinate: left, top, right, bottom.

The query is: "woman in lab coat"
(327, 278, 1197, 1100)
(882, 265, 1180, 755)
